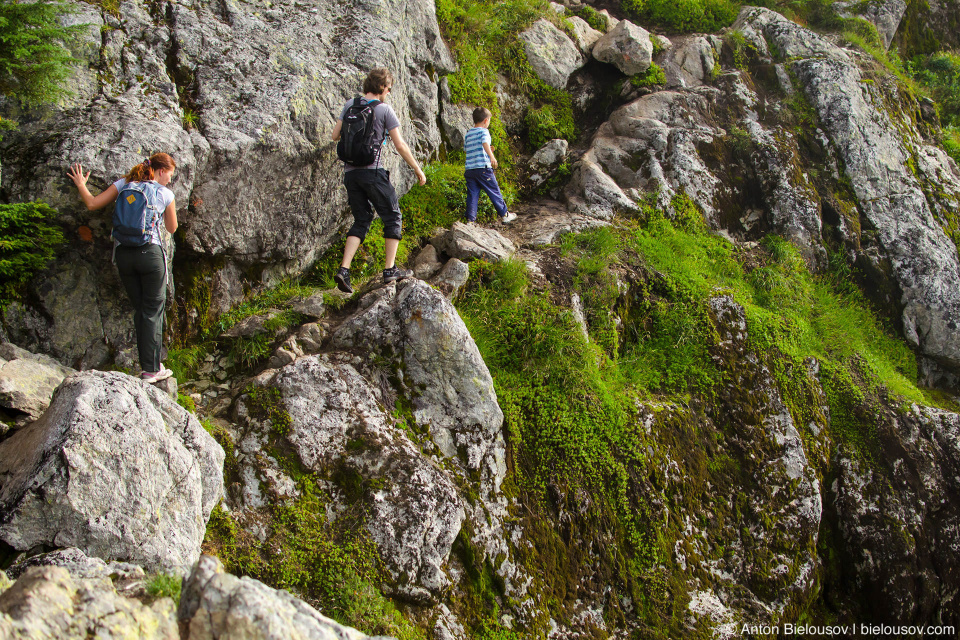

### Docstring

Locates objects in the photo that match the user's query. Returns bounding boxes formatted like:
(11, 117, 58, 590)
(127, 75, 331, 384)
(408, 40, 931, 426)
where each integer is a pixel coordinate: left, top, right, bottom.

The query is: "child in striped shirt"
(463, 108, 517, 224)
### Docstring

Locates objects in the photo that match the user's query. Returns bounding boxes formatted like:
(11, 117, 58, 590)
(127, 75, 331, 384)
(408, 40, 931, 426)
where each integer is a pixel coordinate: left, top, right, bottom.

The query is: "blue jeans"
(465, 168, 507, 221)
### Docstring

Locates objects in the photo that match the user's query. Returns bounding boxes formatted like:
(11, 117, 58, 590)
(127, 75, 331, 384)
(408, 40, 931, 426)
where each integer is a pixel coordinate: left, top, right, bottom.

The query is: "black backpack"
(337, 97, 382, 166)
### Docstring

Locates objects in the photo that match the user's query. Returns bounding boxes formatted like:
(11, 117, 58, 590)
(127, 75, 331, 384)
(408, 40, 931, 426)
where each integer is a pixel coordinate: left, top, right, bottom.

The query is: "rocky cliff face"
(0, 0, 454, 368)
(3, 0, 960, 637)
(567, 7, 960, 383)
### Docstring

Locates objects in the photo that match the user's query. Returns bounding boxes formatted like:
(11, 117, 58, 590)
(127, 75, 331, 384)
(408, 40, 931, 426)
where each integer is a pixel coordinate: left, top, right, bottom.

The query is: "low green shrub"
(631, 63, 667, 88)
(911, 51, 960, 127)
(567, 5, 608, 32)
(525, 102, 576, 148)
(725, 29, 754, 69)
(625, 0, 737, 33)
(944, 125, 960, 165)
(215, 281, 314, 335)
(167, 343, 209, 382)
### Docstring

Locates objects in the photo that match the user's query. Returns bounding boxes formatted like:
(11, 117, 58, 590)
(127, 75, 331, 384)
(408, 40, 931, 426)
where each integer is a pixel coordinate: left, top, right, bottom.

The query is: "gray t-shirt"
(338, 98, 401, 171)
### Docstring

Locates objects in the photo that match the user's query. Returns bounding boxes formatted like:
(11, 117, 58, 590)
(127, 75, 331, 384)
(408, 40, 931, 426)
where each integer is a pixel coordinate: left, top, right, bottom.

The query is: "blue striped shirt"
(464, 127, 492, 169)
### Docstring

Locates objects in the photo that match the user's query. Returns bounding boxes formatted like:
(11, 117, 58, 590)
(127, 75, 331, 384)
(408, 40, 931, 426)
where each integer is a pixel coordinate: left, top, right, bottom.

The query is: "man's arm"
(388, 127, 426, 185)
(332, 119, 343, 142)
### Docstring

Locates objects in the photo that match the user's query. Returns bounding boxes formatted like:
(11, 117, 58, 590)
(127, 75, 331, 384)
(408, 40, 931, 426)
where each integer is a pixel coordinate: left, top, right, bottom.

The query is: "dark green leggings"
(115, 244, 167, 373)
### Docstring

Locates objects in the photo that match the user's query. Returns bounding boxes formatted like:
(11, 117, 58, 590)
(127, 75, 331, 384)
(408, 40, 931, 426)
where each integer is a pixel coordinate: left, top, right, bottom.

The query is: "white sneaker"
(501, 211, 518, 224)
(141, 364, 174, 384)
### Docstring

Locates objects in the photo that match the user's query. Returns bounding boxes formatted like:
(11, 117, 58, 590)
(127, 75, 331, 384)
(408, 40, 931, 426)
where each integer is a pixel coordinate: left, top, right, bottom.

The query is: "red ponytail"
(124, 152, 176, 182)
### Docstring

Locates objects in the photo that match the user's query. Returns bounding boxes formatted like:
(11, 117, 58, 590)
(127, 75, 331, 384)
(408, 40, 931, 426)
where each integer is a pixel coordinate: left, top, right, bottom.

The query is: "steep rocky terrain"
(2, 0, 960, 637)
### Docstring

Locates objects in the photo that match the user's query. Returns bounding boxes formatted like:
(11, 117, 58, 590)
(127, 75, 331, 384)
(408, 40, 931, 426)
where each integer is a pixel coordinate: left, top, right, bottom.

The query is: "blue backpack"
(113, 181, 164, 246)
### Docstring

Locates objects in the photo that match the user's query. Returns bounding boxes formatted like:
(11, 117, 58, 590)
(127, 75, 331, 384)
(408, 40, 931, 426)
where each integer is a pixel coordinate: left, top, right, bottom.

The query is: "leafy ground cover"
(449, 192, 952, 634)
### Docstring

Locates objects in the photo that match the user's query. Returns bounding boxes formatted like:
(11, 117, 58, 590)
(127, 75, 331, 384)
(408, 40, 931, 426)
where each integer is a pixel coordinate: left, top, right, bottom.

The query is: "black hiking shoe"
(383, 266, 413, 284)
(334, 267, 353, 294)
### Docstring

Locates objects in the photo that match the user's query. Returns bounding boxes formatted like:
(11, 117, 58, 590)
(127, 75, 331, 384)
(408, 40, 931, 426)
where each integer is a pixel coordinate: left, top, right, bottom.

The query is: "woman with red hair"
(68, 153, 178, 383)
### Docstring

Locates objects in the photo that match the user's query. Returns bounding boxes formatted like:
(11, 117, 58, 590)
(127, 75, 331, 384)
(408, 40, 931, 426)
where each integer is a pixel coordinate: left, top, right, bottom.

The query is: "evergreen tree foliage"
(0, 0, 81, 107)
(0, 201, 65, 304)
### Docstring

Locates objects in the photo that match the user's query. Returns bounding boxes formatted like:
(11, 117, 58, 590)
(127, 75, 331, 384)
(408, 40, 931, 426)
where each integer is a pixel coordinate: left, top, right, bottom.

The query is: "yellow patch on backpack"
(126, 194, 137, 204)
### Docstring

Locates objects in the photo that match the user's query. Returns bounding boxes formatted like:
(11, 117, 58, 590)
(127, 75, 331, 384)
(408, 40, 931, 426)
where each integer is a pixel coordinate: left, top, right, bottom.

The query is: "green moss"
(525, 101, 576, 149)
(170, 256, 220, 343)
(725, 29, 755, 70)
(167, 343, 210, 383)
(204, 479, 424, 640)
(245, 385, 293, 437)
(176, 392, 196, 413)
(144, 574, 181, 605)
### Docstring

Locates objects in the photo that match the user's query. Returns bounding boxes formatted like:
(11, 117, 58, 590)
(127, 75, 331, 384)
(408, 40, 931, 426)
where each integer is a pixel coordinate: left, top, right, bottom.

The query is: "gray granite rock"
(0, 565, 178, 639)
(429, 258, 470, 299)
(659, 35, 721, 89)
(0, 0, 456, 366)
(519, 19, 585, 90)
(0, 371, 224, 574)
(413, 243, 444, 280)
(592, 19, 653, 75)
(235, 354, 465, 603)
(567, 16, 603, 54)
(431, 222, 517, 262)
(0, 344, 75, 423)
(179, 555, 377, 639)
(530, 139, 570, 169)
(736, 6, 960, 367)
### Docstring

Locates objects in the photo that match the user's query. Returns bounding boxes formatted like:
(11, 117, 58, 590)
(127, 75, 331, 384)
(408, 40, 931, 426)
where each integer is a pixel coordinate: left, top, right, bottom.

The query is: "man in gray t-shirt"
(338, 100, 400, 171)
(331, 68, 426, 294)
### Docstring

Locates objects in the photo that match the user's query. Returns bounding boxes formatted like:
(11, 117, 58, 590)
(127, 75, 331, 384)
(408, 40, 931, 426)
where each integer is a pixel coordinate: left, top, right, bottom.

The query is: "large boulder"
(0, 565, 178, 639)
(565, 89, 722, 221)
(0, 343, 75, 427)
(518, 19, 586, 90)
(237, 353, 466, 603)
(0, 0, 456, 365)
(225, 280, 517, 605)
(592, 19, 654, 76)
(0, 371, 224, 574)
(178, 555, 380, 640)
(329, 281, 517, 598)
(330, 279, 505, 471)
(430, 221, 517, 263)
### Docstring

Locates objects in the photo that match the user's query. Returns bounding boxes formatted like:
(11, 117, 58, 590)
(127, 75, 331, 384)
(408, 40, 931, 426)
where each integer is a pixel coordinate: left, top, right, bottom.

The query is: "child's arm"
(482, 141, 498, 170)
